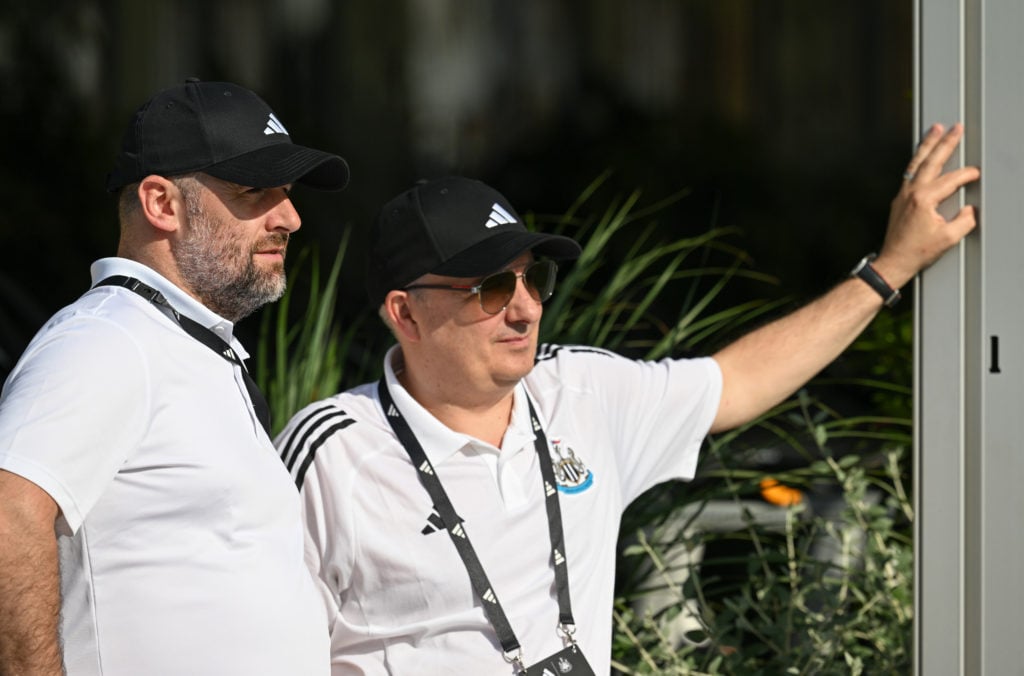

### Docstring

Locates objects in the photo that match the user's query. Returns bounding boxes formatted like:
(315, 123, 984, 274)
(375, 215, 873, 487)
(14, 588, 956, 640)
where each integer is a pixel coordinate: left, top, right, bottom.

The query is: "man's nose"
(267, 190, 301, 233)
(503, 274, 543, 323)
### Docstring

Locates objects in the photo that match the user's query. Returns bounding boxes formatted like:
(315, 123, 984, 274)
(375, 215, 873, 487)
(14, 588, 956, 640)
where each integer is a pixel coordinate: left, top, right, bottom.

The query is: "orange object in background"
(760, 477, 803, 506)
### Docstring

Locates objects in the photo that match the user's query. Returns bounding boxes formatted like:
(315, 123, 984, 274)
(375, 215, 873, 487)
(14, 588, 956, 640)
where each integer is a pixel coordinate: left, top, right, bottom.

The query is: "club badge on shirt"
(549, 438, 593, 494)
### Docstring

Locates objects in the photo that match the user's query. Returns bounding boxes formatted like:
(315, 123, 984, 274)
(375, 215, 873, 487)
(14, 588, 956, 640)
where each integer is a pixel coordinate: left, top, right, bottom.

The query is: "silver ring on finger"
(902, 170, 914, 181)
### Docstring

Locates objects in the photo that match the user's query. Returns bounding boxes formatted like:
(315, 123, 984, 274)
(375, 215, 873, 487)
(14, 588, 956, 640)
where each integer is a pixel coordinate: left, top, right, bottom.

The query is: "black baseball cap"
(366, 176, 582, 306)
(106, 78, 349, 192)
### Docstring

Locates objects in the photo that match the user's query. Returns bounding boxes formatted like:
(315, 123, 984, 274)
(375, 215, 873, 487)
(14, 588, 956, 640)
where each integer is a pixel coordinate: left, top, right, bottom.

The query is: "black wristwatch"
(850, 253, 901, 307)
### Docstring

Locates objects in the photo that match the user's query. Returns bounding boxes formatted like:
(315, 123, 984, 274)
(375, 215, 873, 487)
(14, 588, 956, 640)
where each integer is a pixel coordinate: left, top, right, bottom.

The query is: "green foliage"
(612, 392, 913, 673)
(842, 309, 914, 420)
(256, 229, 383, 436)
(612, 423, 913, 674)
(260, 176, 916, 673)
(536, 171, 787, 358)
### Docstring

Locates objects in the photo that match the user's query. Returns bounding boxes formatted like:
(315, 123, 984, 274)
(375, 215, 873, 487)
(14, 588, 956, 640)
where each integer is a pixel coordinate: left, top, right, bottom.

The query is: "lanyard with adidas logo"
(377, 379, 595, 676)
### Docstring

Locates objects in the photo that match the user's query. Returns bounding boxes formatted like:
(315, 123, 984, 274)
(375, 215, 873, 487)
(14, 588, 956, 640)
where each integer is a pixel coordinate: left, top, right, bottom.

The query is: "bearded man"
(0, 79, 348, 675)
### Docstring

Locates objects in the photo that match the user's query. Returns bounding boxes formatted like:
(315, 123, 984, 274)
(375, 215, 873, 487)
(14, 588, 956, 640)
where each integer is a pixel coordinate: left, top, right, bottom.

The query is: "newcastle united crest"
(549, 438, 593, 494)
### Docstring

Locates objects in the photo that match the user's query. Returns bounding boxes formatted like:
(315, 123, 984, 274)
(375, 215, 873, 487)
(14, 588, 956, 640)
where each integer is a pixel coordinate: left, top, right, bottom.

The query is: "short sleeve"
(0, 314, 151, 533)
(533, 346, 722, 504)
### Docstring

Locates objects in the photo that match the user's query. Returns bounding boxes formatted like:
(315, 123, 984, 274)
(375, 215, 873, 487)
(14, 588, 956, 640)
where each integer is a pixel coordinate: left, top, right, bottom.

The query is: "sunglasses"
(403, 260, 558, 315)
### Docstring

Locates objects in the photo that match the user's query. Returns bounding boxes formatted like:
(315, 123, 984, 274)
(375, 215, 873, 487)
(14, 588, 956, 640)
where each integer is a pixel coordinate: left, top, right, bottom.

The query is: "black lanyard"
(377, 378, 577, 667)
(97, 275, 271, 435)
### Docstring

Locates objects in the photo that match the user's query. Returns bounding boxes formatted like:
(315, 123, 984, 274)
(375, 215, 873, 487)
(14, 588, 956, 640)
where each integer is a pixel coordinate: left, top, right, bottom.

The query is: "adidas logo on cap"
(485, 203, 516, 229)
(264, 113, 288, 136)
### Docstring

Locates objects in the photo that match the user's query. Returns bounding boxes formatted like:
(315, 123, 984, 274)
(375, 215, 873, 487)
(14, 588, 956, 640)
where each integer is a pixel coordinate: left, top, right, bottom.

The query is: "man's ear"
(137, 175, 186, 234)
(384, 290, 421, 343)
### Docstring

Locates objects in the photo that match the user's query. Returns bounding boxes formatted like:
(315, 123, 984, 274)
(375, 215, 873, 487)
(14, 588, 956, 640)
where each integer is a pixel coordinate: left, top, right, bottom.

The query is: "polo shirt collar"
(381, 345, 536, 466)
(503, 386, 537, 457)
(89, 257, 245, 356)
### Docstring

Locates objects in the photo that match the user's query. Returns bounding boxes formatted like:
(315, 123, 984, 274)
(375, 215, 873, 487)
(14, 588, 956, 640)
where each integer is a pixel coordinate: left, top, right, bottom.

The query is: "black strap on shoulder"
(96, 275, 271, 435)
(377, 378, 577, 660)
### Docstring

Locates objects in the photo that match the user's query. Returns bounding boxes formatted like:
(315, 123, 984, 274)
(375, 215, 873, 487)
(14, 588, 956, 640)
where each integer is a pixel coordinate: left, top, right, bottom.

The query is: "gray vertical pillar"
(914, 1, 966, 672)
(916, 1, 1024, 674)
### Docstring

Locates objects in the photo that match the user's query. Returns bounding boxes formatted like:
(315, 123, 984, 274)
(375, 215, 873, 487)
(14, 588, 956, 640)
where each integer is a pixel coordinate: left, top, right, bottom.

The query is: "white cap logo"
(485, 203, 516, 228)
(263, 113, 288, 136)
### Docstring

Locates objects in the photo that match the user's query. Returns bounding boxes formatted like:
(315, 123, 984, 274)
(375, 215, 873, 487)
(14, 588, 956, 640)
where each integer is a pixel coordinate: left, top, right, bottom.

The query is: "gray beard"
(174, 206, 288, 322)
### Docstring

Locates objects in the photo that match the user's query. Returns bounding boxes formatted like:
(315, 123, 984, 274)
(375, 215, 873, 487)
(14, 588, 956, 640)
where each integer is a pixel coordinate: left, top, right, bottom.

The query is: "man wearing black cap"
(278, 123, 979, 674)
(0, 79, 348, 675)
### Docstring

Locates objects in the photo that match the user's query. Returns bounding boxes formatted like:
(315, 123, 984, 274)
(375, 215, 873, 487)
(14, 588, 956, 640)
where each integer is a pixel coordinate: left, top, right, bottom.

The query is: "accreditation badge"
(549, 438, 593, 494)
(522, 644, 595, 675)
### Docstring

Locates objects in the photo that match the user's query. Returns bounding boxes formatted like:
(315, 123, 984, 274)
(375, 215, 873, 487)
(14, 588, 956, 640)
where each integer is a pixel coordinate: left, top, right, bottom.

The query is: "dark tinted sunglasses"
(404, 260, 558, 314)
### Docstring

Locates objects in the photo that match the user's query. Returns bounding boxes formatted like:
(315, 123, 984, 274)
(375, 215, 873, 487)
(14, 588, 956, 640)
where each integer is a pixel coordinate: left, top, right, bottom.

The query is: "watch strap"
(850, 253, 901, 307)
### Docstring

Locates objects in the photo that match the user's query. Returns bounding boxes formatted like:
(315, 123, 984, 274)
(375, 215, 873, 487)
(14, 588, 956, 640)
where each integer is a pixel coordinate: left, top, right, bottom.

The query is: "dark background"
(0, 1, 915, 381)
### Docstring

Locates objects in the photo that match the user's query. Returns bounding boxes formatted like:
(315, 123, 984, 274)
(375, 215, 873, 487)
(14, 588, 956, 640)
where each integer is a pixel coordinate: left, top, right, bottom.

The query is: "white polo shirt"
(0, 258, 329, 676)
(277, 343, 721, 675)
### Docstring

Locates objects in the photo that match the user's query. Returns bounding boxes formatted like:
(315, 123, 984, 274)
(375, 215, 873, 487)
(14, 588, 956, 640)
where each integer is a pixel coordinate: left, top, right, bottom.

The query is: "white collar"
(381, 345, 536, 466)
(89, 257, 245, 356)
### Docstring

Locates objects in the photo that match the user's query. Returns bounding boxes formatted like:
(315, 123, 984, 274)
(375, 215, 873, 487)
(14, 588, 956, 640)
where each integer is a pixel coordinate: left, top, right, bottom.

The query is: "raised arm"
(710, 123, 980, 433)
(0, 469, 64, 674)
